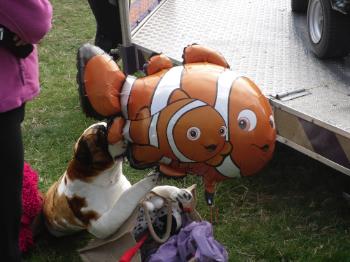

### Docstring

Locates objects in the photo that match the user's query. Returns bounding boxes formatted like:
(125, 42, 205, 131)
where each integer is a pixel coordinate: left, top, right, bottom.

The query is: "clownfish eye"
(237, 109, 257, 131)
(269, 115, 275, 129)
(219, 126, 227, 137)
(238, 119, 249, 130)
(187, 127, 201, 141)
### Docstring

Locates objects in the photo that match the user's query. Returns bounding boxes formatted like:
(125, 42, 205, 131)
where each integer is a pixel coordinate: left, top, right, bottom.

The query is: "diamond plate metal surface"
(132, 0, 350, 133)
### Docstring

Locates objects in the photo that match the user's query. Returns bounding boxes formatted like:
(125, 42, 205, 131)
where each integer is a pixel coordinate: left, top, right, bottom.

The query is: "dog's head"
(68, 122, 127, 180)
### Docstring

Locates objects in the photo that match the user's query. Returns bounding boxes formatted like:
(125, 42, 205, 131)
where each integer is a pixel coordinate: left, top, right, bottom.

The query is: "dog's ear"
(186, 184, 197, 205)
(75, 138, 93, 166)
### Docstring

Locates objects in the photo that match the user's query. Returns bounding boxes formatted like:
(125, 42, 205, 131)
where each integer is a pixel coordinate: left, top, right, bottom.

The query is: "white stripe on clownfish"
(166, 100, 207, 163)
(122, 120, 133, 143)
(214, 70, 241, 178)
(216, 155, 241, 178)
(121, 75, 137, 119)
(150, 66, 184, 115)
(215, 70, 239, 140)
(149, 112, 160, 147)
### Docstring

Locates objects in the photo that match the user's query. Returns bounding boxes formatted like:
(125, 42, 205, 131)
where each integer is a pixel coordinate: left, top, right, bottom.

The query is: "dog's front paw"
(133, 171, 159, 193)
(146, 170, 160, 184)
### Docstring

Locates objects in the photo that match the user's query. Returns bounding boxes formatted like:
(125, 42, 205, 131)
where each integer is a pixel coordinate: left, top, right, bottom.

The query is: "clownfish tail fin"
(76, 43, 125, 120)
(143, 53, 173, 76)
(182, 44, 230, 69)
(168, 89, 190, 105)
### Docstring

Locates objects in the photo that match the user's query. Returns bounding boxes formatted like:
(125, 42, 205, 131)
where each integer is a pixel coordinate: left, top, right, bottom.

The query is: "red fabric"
(19, 162, 43, 253)
(119, 234, 148, 262)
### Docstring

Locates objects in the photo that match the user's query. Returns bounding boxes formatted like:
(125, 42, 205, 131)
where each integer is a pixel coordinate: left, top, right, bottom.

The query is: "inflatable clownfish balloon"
(77, 44, 276, 205)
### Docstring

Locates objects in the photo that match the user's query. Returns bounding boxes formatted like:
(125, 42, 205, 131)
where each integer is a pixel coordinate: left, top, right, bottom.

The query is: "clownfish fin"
(159, 164, 187, 178)
(135, 107, 151, 120)
(206, 154, 225, 167)
(130, 144, 163, 168)
(107, 116, 125, 145)
(182, 44, 230, 69)
(167, 89, 190, 105)
(144, 53, 173, 75)
(77, 43, 125, 119)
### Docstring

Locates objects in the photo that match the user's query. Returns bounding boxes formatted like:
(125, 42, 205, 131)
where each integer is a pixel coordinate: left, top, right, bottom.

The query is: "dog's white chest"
(58, 170, 131, 216)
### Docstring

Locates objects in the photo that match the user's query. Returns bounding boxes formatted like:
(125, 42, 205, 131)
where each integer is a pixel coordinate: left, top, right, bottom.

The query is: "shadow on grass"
(249, 143, 350, 216)
(24, 225, 90, 262)
(212, 143, 350, 260)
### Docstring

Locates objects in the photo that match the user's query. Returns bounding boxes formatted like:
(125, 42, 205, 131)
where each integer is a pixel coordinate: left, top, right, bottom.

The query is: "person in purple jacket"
(0, 1, 52, 260)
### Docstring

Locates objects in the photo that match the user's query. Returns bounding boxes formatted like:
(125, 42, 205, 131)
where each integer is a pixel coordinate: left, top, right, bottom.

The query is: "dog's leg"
(88, 172, 158, 239)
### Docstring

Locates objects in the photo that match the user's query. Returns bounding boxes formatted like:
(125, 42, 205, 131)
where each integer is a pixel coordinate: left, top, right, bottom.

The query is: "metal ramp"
(130, 0, 350, 175)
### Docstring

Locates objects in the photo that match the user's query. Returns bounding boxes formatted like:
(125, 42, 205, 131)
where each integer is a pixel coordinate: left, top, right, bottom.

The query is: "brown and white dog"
(43, 122, 159, 239)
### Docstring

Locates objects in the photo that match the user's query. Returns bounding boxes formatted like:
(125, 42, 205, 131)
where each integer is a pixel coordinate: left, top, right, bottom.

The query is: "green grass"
(23, 0, 350, 261)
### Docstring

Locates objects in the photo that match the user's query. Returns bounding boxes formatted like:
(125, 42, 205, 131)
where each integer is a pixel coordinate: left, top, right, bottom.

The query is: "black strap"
(0, 25, 33, 58)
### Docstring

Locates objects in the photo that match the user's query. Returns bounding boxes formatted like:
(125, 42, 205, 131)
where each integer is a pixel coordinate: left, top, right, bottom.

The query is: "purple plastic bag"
(148, 221, 228, 262)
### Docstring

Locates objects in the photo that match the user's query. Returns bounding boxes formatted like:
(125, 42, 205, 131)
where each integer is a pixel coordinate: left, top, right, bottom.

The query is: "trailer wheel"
(291, 0, 309, 13)
(307, 0, 350, 58)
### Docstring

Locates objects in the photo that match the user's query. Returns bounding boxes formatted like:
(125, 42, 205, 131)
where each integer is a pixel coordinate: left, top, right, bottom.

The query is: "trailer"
(120, 0, 350, 175)
(292, 0, 350, 59)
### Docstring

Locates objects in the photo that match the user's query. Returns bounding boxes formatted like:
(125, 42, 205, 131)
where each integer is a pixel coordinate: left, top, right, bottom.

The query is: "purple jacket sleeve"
(0, 0, 52, 44)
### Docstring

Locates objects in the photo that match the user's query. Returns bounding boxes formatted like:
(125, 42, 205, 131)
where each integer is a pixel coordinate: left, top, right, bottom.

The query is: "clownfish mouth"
(204, 144, 218, 152)
(252, 144, 270, 152)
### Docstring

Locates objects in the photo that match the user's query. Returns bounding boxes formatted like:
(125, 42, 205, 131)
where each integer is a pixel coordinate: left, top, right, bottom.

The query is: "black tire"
(291, 0, 309, 13)
(307, 0, 350, 58)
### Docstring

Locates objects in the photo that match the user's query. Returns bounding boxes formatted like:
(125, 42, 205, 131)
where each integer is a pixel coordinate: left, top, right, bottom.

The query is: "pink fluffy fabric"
(19, 162, 43, 253)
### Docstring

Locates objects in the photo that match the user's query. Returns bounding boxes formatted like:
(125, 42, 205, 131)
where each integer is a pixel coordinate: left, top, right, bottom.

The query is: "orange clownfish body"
(77, 44, 276, 204)
(124, 97, 232, 169)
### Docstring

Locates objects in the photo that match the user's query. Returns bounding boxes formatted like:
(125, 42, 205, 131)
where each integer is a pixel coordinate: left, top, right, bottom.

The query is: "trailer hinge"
(271, 88, 310, 101)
